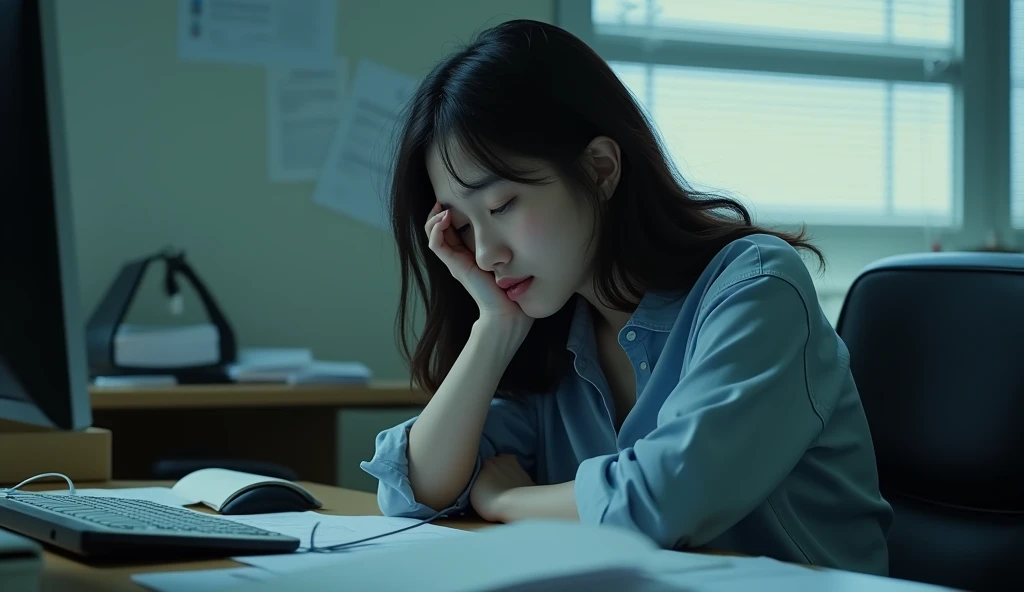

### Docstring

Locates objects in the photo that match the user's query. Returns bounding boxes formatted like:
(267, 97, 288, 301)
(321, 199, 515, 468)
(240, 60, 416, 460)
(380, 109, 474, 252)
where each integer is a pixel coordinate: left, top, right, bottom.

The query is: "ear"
(584, 136, 621, 201)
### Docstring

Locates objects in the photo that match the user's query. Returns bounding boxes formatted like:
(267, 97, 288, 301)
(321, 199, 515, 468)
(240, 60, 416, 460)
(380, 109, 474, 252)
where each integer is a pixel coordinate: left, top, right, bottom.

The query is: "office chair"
(835, 251, 1024, 591)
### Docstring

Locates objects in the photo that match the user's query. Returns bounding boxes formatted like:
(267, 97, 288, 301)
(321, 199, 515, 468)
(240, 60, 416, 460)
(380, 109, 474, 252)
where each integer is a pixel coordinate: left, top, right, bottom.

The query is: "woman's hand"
(424, 202, 534, 330)
(469, 454, 536, 522)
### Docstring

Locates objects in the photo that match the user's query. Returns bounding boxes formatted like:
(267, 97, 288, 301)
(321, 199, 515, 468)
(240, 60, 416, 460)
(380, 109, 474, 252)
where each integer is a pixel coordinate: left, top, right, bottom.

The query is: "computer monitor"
(0, 0, 91, 431)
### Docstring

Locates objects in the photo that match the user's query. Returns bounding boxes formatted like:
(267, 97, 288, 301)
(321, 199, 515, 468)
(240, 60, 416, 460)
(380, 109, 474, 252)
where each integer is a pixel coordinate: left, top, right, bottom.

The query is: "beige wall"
(54, 0, 554, 382)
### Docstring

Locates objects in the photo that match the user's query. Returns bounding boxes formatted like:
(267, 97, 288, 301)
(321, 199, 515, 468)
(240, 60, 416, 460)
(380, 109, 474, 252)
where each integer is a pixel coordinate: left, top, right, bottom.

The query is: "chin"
(516, 286, 575, 319)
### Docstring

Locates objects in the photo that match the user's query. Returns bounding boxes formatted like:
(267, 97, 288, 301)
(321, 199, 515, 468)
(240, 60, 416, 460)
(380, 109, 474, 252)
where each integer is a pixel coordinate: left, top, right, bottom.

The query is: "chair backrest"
(835, 251, 1024, 591)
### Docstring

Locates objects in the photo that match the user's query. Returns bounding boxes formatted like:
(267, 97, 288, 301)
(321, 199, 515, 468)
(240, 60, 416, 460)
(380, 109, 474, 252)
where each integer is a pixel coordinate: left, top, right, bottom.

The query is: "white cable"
(0, 472, 76, 497)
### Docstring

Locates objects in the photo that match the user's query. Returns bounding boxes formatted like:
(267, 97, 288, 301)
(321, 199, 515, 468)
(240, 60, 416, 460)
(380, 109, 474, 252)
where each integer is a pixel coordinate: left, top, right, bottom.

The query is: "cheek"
(517, 210, 550, 244)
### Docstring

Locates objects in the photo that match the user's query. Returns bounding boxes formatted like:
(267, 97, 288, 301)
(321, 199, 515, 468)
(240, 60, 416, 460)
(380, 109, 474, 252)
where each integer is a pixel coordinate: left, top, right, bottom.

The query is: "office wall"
(54, 0, 554, 382)
(52, 1, 938, 491)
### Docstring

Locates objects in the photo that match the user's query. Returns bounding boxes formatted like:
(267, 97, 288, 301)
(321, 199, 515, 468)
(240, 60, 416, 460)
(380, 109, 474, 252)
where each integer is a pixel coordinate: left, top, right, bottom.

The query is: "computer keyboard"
(0, 492, 301, 559)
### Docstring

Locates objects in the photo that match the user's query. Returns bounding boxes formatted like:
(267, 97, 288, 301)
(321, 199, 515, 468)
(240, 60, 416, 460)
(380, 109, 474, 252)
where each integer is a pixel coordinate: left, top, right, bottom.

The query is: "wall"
(51, 0, 949, 492)
(52, 0, 552, 490)
(54, 0, 554, 382)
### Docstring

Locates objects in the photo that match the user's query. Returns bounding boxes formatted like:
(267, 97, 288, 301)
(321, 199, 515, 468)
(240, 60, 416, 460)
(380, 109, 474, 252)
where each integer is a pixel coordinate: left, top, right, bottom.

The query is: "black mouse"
(219, 484, 321, 515)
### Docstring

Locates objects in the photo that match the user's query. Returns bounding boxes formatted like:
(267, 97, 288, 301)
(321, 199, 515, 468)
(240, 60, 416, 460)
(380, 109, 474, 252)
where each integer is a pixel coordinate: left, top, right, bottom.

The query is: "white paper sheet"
(221, 511, 470, 574)
(178, 0, 337, 68)
(651, 555, 957, 592)
(311, 58, 418, 228)
(132, 567, 274, 592)
(218, 520, 671, 592)
(52, 487, 196, 508)
(266, 57, 348, 182)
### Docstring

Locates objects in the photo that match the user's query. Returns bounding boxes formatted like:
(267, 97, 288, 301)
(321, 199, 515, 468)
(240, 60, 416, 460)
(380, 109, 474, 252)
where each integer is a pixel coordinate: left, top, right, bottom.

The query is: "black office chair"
(836, 251, 1024, 591)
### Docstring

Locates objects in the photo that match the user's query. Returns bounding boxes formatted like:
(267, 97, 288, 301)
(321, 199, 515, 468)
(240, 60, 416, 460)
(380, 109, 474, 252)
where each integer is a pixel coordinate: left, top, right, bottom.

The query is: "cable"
(0, 472, 76, 497)
(301, 508, 450, 554)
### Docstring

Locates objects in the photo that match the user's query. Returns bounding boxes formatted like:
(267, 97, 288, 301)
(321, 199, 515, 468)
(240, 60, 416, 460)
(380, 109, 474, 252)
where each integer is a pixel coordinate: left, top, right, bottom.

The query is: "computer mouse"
(219, 484, 321, 515)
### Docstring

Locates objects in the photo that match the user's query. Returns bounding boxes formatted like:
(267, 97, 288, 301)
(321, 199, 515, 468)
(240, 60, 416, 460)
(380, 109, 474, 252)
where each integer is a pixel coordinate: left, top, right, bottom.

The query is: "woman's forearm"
(407, 320, 525, 512)
(493, 482, 581, 522)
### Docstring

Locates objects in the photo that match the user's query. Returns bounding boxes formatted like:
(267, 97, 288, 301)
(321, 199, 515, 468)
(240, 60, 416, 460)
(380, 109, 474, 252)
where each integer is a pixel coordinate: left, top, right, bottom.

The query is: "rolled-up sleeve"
(574, 273, 840, 548)
(360, 396, 538, 519)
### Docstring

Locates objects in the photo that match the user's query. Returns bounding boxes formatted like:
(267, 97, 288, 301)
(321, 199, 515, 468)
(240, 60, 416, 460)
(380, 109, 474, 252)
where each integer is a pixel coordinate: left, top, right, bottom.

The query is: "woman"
(360, 19, 893, 575)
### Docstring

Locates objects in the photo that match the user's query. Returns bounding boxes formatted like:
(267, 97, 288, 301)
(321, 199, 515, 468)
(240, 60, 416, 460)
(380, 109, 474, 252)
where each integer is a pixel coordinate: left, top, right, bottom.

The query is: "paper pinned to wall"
(178, 0, 337, 68)
(311, 59, 419, 229)
(266, 57, 348, 182)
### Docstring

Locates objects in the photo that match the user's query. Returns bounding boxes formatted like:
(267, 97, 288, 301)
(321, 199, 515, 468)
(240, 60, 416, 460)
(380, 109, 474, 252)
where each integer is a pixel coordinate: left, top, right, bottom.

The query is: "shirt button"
(640, 361, 648, 371)
(625, 330, 637, 342)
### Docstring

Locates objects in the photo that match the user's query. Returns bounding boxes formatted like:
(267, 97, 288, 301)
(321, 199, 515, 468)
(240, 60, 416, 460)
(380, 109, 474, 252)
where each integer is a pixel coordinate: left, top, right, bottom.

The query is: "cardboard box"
(0, 426, 112, 486)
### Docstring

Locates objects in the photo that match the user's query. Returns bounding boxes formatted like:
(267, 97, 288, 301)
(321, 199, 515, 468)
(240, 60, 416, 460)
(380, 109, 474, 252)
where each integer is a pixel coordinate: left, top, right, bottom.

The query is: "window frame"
(557, 1, 1014, 288)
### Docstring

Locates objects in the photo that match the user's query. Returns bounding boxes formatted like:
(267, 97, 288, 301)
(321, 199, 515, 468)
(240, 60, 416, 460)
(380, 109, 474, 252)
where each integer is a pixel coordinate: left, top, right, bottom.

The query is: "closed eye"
(490, 197, 516, 215)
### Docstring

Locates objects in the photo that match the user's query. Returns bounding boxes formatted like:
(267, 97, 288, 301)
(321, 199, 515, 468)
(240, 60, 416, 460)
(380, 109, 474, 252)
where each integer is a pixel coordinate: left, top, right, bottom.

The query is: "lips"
(496, 276, 531, 289)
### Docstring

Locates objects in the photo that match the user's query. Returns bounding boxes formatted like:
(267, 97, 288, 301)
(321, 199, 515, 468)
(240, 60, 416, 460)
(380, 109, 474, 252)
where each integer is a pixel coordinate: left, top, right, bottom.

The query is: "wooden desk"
(30, 480, 486, 592)
(88, 382, 430, 485)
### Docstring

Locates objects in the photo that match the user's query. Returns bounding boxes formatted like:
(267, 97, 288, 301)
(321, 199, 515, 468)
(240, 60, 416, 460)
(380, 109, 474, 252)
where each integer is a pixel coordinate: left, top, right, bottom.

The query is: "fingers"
(427, 212, 450, 253)
(441, 215, 462, 250)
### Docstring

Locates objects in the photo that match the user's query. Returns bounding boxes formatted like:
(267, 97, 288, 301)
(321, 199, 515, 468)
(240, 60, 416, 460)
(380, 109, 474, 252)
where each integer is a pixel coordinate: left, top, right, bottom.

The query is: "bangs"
(433, 108, 555, 190)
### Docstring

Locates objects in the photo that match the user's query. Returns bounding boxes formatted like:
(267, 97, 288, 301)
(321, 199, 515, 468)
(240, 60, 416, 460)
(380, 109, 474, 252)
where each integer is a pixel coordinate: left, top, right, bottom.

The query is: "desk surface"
(89, 381, 431, 410)
(29, 480, 486, 592)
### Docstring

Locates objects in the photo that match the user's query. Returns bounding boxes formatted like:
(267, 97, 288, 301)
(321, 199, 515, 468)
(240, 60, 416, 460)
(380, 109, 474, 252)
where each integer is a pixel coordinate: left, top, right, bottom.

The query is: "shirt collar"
(565, 289, 689, 355)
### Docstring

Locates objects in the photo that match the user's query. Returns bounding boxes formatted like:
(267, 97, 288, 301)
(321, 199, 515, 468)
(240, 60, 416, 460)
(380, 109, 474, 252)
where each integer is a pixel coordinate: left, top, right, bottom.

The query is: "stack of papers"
(131, 511, 471, 592)
(129, 516, 959, 592)
(226, 348, 371, 385)
(224, 512, 469, 574)
(113, 323, 220, 368)
(133, 568, 273, 592)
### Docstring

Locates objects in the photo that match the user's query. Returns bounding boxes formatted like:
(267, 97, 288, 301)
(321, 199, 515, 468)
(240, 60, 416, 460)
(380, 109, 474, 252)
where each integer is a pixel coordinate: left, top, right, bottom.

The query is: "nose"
(473, 231, 511, 272)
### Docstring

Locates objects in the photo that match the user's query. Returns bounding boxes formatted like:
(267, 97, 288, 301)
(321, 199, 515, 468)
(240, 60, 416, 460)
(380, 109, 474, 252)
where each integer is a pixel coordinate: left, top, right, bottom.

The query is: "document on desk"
(217, 520, 688, 592)
(132, 567, 274, 592)
(311, 58, 418, 229)
(654, 555, 959, 592)
(214, 519, 958, 592)
(220, 512, 472, 574)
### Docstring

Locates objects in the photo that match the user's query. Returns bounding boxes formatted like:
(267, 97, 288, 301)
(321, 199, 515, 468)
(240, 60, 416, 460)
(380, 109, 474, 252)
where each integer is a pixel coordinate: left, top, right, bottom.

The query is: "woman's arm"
(571, 275, 836, 548)
(493, 482, 580, 522)
(406, 319, 527, 512)
(468, 454, 580, 522)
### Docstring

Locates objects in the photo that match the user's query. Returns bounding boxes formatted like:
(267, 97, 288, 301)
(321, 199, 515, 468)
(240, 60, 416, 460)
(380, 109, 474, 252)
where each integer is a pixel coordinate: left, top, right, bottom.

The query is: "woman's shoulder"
(694, 232, 819, 306)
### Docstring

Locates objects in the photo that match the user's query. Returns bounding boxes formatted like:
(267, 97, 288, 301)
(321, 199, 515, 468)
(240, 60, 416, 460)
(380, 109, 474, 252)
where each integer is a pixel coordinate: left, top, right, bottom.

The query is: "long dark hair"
(389, 19, 824, 397)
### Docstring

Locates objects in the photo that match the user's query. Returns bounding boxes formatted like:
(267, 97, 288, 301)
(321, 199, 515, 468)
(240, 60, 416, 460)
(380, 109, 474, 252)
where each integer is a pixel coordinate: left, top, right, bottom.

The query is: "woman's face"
(425, 142, 600, 319)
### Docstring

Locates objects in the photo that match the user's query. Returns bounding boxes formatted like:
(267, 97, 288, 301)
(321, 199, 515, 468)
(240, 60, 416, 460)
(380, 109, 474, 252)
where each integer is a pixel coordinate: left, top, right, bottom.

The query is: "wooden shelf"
(88, 380, 431, 410)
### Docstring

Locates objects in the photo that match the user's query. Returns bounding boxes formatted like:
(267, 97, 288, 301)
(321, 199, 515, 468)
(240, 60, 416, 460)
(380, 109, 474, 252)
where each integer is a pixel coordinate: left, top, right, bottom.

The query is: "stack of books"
(225, 348, 371, 385)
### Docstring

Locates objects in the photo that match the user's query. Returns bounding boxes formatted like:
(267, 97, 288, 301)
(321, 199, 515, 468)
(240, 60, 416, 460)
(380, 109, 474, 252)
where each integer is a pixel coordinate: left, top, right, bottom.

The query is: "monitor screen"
(0, 0, 91, 431)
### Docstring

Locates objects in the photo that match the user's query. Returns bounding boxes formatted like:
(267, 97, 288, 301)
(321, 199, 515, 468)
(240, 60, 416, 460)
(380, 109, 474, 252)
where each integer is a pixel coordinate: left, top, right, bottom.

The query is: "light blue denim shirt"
(361, 233, 893, 575)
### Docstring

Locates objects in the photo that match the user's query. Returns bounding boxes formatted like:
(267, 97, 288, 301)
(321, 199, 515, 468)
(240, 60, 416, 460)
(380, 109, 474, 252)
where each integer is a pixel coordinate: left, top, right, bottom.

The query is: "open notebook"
(170, 468, 322, 513)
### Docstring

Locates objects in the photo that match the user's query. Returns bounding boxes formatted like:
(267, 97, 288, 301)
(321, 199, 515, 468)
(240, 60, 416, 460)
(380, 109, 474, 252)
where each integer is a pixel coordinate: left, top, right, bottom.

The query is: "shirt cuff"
(360, 420, 479, 519)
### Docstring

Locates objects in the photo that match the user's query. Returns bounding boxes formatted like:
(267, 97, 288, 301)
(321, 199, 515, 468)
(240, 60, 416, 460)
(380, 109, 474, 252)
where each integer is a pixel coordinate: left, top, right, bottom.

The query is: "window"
(560, 1, 960, 227)
(1013, 0, 1024, 228)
